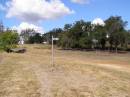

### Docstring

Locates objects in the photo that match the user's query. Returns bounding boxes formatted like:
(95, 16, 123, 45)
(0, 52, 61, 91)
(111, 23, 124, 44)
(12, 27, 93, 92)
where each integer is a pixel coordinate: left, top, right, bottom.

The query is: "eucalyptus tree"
(64, 24, 72, 31)
(79, 21, 93, 48)
(92, 25, 106, 49)
(105, 16, 127, 52)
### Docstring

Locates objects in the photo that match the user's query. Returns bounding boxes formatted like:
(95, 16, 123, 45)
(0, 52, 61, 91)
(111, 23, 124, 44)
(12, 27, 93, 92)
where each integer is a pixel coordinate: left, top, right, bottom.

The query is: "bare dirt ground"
(0, 44, 130, 97)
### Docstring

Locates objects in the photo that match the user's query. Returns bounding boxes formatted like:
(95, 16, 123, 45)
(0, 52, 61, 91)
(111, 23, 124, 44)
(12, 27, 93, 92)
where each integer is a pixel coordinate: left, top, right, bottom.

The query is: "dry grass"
(0, 44, 130, 97)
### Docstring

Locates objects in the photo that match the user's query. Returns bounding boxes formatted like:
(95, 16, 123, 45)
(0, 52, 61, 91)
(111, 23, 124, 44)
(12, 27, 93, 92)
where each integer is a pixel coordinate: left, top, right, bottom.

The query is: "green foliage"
(44, 16, 130, 51)
(20, 29, 36, 43)
(58, 32, 71, 48)
(0, 31, 19, 51)
(128, 33, 130, 44)
(29, 33, 43, 44)
(58, 20, 93, 49)
(79, 35, 92, 48)
(92, 25, 107, 49)
(64, 24, 72, 31)
(43, 28, 63, 44)
(57, 16, 129, 51)
(105, 16, 128, 49)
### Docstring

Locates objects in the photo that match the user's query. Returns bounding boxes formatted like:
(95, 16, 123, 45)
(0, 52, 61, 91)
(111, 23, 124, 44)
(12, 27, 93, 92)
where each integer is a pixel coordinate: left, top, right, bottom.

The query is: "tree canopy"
(44, 16, 130, 51)
(0, 30, 19, 51)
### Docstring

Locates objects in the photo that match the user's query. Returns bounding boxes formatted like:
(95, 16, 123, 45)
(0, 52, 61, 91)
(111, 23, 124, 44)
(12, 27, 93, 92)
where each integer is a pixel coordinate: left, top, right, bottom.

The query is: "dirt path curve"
(30, 64, 53, 97)
(29, 64, 70, 97)
(26, 62, 130, 97)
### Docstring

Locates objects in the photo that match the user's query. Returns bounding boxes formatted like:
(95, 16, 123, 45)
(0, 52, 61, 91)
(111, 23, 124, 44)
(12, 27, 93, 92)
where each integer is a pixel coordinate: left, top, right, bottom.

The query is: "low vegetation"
(0, 44, 130, 97)
(0, 30, 19, 51)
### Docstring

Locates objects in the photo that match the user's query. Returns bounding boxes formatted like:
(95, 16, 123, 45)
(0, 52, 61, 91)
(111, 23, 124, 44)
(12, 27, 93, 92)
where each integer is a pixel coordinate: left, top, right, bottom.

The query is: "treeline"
(44, 16, 130, 51)
(0, 16, 130, 52)
(20, 29, 43, 44)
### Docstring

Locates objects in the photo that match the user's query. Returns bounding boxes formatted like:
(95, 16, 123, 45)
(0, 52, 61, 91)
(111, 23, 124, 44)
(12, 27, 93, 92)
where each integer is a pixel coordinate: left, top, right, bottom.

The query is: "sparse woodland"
(0, 16, 130, 52)
(44, 16, 130, 52)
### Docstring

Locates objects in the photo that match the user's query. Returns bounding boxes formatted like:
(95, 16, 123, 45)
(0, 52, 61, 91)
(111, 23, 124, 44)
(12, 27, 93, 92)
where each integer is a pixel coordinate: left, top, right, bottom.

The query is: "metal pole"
(52, 35, 54, 67)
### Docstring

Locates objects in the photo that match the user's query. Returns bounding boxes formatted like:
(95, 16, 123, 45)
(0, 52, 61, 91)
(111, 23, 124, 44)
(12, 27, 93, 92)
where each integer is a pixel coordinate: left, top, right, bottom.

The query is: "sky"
(0, 0, 130, 33)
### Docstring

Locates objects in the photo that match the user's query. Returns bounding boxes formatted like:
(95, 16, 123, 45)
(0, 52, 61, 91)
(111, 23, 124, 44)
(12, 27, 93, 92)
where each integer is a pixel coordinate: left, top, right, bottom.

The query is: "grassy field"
(0, 44, 130, 97)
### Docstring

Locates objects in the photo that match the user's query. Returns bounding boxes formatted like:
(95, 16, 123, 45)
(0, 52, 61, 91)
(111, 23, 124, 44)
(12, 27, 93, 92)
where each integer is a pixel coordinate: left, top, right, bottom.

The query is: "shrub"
(0, 31, 19, 51)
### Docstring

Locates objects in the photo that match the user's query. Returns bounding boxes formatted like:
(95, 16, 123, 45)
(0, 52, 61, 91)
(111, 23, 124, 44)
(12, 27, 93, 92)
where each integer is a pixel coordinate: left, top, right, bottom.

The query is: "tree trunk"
(115, 45, 118, 53)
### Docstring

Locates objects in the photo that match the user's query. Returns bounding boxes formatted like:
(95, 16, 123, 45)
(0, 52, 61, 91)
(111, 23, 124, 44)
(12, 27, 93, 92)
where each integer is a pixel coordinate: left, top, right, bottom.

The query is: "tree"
(125, 30, 130, 48)
(58, 32, 71, 48)
(128, 31, 130, 44)
(79, 21, 93, 48)
(0, 30, 19, 51)
(47, 17, 129, 51)
(29, 33, 43, 44)
(93, 25, 106, 49)
(64, 24, 72, 31)
(105, 16, 127, 52)
(20, 29, 36, 43)
(66, 20, 88, 48)
(79, 33, 92, 48)
(43, 28, 63, 44)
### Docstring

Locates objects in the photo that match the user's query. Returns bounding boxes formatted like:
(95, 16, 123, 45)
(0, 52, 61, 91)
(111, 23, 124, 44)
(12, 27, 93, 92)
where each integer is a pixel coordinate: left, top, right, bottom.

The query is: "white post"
(52, 35, 54, 67)
(51, 36, 59, 69)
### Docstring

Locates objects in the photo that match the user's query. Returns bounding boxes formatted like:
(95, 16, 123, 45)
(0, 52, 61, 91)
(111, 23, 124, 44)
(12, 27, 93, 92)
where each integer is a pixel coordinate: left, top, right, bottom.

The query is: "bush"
(0, 31, 19, 51)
